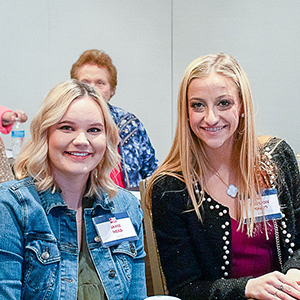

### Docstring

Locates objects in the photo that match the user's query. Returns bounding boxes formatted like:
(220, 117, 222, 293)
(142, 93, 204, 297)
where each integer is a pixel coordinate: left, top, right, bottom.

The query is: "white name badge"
(92, 212, 138, 246)
(244, 188, 282, 223)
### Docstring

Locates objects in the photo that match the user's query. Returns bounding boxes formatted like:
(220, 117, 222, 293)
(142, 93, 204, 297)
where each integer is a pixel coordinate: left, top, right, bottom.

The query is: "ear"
(239, 105, 245, 118)
(110, 89, 115, 98)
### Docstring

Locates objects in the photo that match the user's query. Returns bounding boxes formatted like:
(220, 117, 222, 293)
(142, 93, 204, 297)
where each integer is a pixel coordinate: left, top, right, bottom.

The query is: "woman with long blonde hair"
(147, 54, 300, 299)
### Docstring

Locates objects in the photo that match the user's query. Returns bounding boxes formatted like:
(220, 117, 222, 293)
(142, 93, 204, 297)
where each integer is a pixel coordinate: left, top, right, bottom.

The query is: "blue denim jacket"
(109, 104, 158, 188)
(0, 177, 147, 300)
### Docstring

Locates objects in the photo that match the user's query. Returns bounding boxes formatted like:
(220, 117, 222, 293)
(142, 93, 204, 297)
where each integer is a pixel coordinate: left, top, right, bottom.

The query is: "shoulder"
(152, 174, 187, 194)
(111, 188, 143, 226)
(151, 174, 189, 211)
(112, 188, 142, 213)
(0, 177, 42, 226)
(260, 136, 296, 161)
(108, 103, 136, 119)
(0, 177, 40, 209)
(260, 136, 299, 176)
(108, 103, 145, 127)
(0, 176, 35, 193)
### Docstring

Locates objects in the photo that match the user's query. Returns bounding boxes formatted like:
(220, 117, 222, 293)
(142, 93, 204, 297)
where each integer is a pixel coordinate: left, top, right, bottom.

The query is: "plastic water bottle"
(11, 119, 25, 159)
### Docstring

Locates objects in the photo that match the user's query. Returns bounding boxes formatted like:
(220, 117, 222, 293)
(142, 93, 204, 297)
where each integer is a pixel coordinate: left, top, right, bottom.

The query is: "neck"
(204, 145, 240, 195)
(205, 145, 237, 172)
(54, 173, 89, 210)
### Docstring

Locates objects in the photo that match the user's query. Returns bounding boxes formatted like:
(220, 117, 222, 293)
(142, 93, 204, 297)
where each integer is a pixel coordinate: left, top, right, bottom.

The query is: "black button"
(109, 269, 116, 278)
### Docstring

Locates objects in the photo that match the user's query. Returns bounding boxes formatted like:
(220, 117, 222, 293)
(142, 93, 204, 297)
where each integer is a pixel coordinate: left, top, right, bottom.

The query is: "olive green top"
(77, 199, 107, 300)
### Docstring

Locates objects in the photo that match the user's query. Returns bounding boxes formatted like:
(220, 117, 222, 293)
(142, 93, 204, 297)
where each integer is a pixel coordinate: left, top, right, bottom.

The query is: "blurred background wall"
(1, 0, 300, 162)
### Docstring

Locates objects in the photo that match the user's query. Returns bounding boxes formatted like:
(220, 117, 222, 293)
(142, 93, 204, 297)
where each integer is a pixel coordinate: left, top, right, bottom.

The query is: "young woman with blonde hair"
(147, 54, 300, 299)
(0, 80, 147, 299)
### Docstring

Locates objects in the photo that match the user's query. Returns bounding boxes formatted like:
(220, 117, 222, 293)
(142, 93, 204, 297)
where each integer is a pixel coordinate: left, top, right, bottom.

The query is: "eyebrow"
(58, 120, 104, 127)
(189, 94, 234, 101)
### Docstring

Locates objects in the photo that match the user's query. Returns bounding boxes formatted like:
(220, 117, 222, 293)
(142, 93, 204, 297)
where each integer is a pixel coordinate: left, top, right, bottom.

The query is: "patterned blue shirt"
(109, 104, 158, 188)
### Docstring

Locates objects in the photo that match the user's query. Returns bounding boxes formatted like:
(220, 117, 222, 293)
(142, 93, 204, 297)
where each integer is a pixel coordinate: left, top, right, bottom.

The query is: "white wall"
(0, 1, 300, 163)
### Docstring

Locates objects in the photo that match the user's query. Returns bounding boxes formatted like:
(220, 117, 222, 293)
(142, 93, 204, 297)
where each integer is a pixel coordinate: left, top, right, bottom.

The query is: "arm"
(0, 107, 28, 134)
(0, 105, 13, 134)
(111, 104, 158, 188)
(128, 258, 146, 300)
(127, 194, 147, 299)
(151, 176, 251, 300)
(0, 188, 24, 299)
(272, 139, 300, 271)
(134, 117, 158, 179)
(243, 139, 300, 300)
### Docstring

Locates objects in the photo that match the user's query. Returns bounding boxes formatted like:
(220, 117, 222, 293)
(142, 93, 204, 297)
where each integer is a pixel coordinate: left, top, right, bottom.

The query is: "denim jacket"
(0, 177, 147, 300)
(109, 104, 158, 188)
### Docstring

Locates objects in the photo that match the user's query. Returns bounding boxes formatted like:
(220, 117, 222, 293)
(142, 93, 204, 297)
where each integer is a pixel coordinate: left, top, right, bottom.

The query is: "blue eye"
(59, 125, 73, 131)
(88, 127, 102, 133)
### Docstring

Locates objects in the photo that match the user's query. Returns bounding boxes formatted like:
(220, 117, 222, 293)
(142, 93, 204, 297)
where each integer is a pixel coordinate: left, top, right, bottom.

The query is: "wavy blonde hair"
(147, 53, 266, 235)
(14, 79, 120, 199)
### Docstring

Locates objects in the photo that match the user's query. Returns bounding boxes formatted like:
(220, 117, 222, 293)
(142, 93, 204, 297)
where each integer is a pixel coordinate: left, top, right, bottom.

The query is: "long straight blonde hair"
(147, 53, 267, 235)
(14, 79, 120, 199)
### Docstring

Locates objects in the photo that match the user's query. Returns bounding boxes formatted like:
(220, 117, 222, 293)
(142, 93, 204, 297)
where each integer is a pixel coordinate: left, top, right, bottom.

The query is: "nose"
(204, 108, 219, 125)
(73, 132, 89, 146)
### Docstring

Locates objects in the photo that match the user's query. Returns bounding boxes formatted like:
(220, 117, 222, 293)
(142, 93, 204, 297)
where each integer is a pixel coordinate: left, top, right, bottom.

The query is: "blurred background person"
(71, 49, 158, 190)
(0, 106, 27, 182)
(0, 106, 27, 134)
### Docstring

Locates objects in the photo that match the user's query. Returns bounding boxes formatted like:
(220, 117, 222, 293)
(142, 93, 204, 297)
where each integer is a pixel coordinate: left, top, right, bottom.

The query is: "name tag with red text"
(93, 212, 138, 246)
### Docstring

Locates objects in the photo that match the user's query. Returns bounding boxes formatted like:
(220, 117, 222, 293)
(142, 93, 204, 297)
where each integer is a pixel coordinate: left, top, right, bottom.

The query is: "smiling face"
(77, 63, 115, 102)
(48, 96, 107, 183)
(188, 74, 242, 152)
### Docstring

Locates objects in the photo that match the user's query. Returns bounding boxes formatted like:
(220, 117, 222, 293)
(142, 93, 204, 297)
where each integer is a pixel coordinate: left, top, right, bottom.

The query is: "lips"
(65, 151, 90, 157)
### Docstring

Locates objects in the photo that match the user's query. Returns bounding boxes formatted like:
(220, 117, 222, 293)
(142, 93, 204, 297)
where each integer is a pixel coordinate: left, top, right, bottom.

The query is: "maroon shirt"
(230, 218, 280, 278)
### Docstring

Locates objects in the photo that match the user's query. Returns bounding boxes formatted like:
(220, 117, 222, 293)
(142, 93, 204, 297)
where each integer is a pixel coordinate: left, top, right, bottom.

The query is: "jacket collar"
(38, 187, 115, 215)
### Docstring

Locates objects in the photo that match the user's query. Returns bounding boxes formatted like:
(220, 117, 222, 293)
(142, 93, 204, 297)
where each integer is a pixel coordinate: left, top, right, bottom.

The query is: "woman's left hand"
(278, 269, 300, 299)
(286, 268, 300, 286)
(245, 270, 300, 299)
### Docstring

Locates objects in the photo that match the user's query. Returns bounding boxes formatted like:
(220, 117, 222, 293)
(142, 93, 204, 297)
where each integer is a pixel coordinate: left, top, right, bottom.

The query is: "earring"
(241, 113, 245, 118)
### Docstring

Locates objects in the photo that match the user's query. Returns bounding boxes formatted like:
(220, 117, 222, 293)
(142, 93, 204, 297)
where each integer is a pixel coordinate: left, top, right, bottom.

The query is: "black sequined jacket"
(151, 137, 300, 300)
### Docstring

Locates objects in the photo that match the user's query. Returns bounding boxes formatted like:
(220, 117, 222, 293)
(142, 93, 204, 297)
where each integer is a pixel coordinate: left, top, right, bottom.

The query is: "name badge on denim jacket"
(92, 212, 138, 246)
(243, 188, 282, 223)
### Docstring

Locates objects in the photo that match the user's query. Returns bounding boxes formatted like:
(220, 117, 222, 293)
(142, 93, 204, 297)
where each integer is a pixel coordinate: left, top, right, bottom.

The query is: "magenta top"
(230, 218, 280, 278)
(0, 105, 13, 134)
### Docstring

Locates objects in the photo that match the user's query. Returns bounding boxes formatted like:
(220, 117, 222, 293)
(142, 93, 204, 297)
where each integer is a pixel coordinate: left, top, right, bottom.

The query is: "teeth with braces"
(204, 127, 223, 132)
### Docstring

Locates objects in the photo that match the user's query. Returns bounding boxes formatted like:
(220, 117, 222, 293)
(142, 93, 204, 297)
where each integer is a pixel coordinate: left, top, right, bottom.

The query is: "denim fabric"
(0, 177, 147, 300)
(109, 104, 158, 188)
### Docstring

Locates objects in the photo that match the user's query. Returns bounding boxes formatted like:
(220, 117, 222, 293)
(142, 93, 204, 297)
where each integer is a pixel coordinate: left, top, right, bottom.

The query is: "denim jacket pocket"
(22, 237, 60, 299)
(112, 241, 137, 281)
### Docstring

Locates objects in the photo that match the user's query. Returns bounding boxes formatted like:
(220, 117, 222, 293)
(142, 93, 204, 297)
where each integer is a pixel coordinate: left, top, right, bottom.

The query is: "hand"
(245, 270, 300, 299)
(286, 269, 300, 286)
(2, 110, 28, 126)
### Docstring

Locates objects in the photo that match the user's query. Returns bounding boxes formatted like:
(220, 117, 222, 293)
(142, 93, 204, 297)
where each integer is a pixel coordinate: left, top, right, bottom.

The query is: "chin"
(203, 141, 229, 150)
